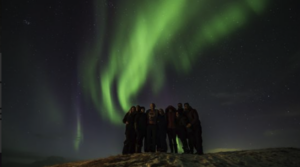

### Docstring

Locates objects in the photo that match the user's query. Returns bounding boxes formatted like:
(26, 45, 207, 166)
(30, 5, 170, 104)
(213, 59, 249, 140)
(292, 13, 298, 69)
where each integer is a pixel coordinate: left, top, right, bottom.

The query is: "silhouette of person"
(132, 105, 140, 152)
(156, 108, 167, 152)
(177, 103, 184, 113)
(184, 103, 203, 155)
(122, 106, 137, 154)
(134, 106, 147, 153)
(146, 103, 158, 152)
(166, 105, 177, 153)
(136, 105, 141, 113)
(175, 110, 189, 153)
(178, 103, 192, 153)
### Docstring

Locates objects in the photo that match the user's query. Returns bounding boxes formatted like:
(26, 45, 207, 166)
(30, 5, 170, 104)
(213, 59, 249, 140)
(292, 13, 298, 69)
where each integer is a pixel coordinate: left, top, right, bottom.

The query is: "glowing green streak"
(100, 67, 121, 125)
(246, 0, 267, 13)
(110, 0, 187, 112)
(79, 0, 124, 123)
(175, 3, 248, 72)
(80, 0, 269, 125)
(74, 112, 83, 151)
(176, 137, 183, 153)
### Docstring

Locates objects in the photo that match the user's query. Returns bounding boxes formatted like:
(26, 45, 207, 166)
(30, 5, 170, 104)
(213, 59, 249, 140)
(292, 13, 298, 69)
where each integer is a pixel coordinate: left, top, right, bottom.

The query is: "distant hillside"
(47, 148, 300, 167)
(3, 156, 68, 167)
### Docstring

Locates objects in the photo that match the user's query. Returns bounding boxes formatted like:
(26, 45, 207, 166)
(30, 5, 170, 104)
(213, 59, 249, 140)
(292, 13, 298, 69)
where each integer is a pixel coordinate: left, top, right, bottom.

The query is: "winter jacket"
(146, 109, 158, 125)
(184, 108, 200, 126)
(123, 112, 136, 134)
(134, 112, 147, 133)
(157, 114, 167, 134)
(165, 106, 176, 129)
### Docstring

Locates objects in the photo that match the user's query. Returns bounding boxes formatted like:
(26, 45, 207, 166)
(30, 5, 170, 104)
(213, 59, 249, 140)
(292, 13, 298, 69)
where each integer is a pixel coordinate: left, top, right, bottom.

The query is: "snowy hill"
(47, 148, 300, 167)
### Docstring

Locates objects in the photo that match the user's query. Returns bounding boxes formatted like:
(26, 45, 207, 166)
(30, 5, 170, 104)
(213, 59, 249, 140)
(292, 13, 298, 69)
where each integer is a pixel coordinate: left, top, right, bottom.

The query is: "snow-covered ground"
(47, 147, 300, 167)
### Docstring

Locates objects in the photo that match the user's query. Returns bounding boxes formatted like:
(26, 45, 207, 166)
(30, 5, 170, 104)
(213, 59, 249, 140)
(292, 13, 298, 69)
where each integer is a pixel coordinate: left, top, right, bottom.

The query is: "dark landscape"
(47, 148, 300, 167)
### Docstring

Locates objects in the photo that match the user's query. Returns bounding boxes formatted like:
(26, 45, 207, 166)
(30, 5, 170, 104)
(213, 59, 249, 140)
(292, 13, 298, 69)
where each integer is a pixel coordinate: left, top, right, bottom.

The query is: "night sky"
(2, 0, 300, 164)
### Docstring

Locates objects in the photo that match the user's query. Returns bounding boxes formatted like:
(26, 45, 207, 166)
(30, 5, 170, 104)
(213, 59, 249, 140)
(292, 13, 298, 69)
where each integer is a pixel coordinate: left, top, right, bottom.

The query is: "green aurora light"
(74, 110, 83, 151)
(80, 0, 269, 125)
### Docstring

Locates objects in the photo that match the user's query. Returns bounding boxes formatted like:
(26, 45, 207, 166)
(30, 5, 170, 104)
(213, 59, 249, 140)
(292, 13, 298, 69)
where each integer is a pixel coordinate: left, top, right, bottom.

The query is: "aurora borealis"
(81, 0, 270, 124)
(2, 0, 300, 165)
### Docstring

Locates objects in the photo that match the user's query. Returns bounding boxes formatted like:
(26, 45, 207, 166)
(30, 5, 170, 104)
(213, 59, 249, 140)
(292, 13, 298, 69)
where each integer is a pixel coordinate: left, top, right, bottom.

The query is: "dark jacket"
(146, 109, 158, 125)
(175, 115, 186, 128)
(175, 112, 194, 137)
(184, 108, 200, 126)
(177, 107, 184, 114)
(157, 114, 167, 134)
(134, 112, 147, 133)
(123, 112, 136, 134)
(165, 106, 176, 129)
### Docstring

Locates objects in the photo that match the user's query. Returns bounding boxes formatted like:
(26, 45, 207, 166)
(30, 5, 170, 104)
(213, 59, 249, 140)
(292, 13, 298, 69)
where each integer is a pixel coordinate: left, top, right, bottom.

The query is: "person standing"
(146, 103, 158, 152)
(184, 103, 204, 155)
(156, 108, 167, 152)
(122, 106, 137, 154)
(165, 105, 177, 153)
(132, 105, 140, 152)
(134, 106, 147, 153)
(175, 110, 189, 153)
(178, 102, 193, 153)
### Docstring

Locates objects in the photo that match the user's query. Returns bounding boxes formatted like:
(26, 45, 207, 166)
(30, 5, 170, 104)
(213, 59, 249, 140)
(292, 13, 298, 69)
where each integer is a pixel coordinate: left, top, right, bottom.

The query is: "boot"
(196, 147, 204, 155)
(174, 144, 178, 153)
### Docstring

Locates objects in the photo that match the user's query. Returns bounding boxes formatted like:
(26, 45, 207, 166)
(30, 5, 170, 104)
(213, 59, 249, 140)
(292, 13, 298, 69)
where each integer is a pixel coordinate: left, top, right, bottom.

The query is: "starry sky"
(2, 0, 300, 164)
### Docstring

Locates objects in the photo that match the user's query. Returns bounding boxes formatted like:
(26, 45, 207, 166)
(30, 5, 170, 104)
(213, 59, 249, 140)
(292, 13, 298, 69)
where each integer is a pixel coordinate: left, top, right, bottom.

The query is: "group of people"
(122, 102, 203, 155)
